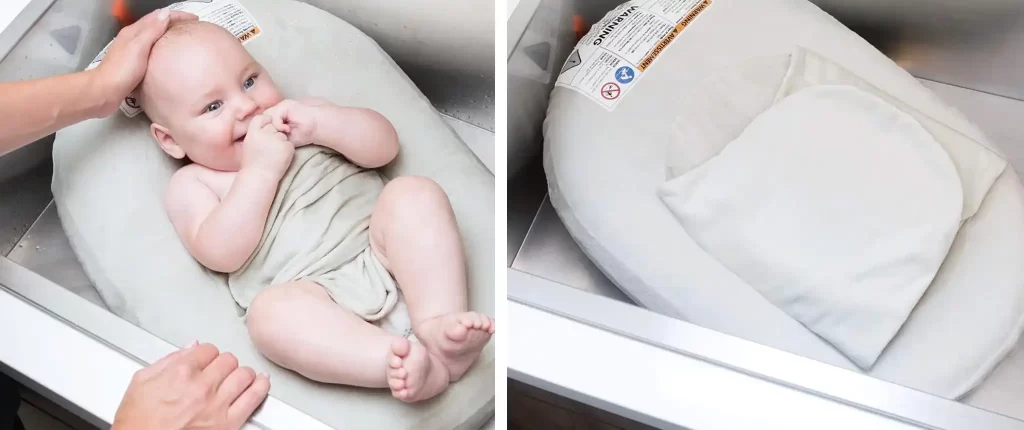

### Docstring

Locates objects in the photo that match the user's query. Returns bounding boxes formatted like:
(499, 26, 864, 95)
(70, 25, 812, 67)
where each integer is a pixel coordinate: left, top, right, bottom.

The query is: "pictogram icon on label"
(560, 49, 582, 75)
(615, 66, 635, 84)
(601, 82, 621, 100)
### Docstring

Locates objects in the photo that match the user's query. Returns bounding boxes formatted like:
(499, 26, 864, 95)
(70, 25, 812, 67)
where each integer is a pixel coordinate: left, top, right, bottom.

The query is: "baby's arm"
(165, 166, 280, 273)
(268, 98, 399, 169)
(307, 99, 398, 168)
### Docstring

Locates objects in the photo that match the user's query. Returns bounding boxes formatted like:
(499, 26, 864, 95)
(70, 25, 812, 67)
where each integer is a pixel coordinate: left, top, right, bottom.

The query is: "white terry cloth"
(228, 145, 400, 321)
(772, 48, 1008, 221)
(659, 84, 963, 369)
(666, 48, 1008, 222)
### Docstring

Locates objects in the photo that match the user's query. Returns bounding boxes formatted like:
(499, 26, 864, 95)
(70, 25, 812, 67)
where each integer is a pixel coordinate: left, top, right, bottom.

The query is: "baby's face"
(140, 21, 283, 171)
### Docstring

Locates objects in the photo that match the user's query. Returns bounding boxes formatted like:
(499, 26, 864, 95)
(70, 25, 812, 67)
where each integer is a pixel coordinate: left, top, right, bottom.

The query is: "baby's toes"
(388, 376, 406, 391)
(388, 365, 408, 380)
(391, 337, 412, 357)
(393, 388, 409, 401)
(387, 362, 407, 392)
(446, 318, 470, 342)
(470, 313, 487, 329)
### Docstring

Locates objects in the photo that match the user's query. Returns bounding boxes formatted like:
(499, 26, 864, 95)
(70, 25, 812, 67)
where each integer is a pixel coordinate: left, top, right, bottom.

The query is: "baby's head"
(139, 21, 283, 171)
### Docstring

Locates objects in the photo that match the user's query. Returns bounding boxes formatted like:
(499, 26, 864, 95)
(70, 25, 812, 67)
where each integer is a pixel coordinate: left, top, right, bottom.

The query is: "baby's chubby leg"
(245, 281, 449, 401)
(369, 176, 494, 383)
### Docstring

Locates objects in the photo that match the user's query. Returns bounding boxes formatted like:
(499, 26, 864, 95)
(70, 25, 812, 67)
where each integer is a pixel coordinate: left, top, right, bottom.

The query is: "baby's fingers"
(264, 107, 291, 133)
(260, 122, 282, 136)
(273, 117, 290, 133)
(248, 115, 272, 134)
(259, 123, 289, 142)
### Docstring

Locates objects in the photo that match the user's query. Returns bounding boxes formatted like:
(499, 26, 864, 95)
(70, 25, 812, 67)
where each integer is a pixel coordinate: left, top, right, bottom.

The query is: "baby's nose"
(235, 95, 259, 119)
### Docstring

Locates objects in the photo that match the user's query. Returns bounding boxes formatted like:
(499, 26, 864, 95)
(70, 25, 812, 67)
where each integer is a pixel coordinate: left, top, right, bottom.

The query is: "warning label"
(168, 0, 262, 44)
(85, 0, 264, 117)
(555, 0, 712, 111)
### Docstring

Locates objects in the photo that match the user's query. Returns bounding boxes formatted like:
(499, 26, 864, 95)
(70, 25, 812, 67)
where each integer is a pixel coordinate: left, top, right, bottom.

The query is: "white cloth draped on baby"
(229, 145, 399, 321)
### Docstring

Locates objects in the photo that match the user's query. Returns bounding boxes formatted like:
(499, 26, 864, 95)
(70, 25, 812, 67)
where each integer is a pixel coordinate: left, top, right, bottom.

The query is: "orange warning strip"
(112, 0, 134, 27)
(637, 0, 712, 72)
(573, 15, 586, 41)
(238, 26, 261, 42)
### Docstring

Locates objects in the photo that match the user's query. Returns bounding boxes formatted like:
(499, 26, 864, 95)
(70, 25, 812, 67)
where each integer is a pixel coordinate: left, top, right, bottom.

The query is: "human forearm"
(192, 170, 280, 272)
(0, 70, 114, 156)
(311, 104, 398, 168)
(0, 9, 196, 156)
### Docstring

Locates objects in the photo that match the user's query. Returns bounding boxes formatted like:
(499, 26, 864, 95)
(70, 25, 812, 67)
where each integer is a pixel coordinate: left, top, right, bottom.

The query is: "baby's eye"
(205, 101, 222, 112)
(243, 76, 257, 90)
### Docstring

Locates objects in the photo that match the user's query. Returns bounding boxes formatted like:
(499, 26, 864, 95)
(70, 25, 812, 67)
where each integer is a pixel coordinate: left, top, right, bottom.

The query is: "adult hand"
(91, 8, 198, 116)
(111, 342, 270, 430)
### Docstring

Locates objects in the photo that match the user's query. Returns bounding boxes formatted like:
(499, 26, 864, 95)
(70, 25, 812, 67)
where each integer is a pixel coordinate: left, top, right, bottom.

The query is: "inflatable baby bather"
(51, 0, 494, 428)
(544, 0, 1024, 419)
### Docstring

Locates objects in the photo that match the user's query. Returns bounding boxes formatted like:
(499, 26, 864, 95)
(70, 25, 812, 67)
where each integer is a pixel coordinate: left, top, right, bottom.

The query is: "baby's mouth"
(235, 133, 246, 144)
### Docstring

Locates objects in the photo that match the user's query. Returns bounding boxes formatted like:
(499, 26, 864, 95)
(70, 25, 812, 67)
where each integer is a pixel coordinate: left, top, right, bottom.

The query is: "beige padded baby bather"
(51, 1, 493, 427)
(228, 145, 399, 321)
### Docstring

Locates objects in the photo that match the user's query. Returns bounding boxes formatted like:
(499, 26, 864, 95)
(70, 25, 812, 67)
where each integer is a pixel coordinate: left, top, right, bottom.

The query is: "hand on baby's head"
(137, 20, 285, 173)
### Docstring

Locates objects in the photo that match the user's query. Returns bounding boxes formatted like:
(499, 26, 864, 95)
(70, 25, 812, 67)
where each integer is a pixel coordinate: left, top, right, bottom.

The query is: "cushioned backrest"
(542, 0, 1024, 398)
(51, 1, 493, 428)
(668, 48, 1007, 221)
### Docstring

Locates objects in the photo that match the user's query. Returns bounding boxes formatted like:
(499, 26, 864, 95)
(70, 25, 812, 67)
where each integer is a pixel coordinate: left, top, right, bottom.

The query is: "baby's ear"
(150, 123, 185, 159)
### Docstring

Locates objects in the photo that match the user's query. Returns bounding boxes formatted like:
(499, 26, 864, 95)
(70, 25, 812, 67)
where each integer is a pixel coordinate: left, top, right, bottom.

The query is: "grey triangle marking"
(524, 42, 551, 71)
(50, 25, 81, 55)
(560, 49, 582, 75)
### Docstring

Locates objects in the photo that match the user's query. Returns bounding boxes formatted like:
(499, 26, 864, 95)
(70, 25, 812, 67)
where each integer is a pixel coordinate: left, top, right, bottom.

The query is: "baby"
(137, 21, 492, 402)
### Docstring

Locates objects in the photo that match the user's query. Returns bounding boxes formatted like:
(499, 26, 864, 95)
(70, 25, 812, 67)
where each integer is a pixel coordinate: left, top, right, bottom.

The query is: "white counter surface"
(0, 0, 32, 36)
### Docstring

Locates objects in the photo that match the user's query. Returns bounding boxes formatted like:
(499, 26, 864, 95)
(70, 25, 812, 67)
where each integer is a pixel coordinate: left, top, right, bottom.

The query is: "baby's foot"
(386, 338, 450, 402)
(415, 312, 494, 382)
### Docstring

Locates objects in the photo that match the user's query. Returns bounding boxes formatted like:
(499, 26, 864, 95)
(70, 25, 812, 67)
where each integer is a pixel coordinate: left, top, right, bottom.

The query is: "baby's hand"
(264, 99, 320, 147)
(241, 114, 294, 179)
